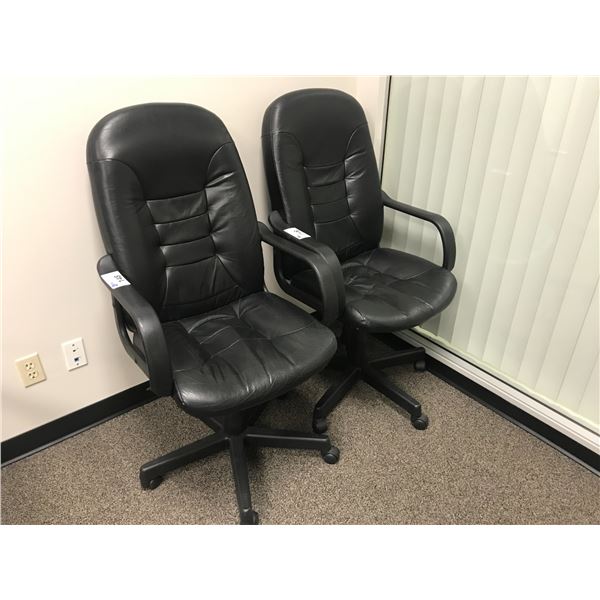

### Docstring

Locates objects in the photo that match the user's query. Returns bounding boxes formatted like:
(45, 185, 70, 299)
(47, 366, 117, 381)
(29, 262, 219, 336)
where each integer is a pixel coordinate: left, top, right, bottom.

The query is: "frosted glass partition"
(381, 76, 599, 432)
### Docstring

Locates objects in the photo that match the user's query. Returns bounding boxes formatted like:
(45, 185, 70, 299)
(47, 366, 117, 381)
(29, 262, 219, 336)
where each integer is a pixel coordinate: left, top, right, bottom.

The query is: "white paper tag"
(284, 227, 311, 240)
(101, 271, 130, 289)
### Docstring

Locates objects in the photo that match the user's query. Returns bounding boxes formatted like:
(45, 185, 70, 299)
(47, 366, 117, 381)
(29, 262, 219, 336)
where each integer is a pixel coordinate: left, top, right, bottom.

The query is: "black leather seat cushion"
(149, 292, 336, 417)
(292, 248, 457, 333)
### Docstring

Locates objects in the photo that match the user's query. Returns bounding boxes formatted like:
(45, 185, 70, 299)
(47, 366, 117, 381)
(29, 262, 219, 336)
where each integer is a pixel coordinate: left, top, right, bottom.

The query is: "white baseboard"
(396, 330, 600, 455)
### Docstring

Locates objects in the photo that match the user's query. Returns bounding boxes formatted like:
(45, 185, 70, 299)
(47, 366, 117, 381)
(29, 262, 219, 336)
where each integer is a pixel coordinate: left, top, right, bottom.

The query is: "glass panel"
(381, 76, 599, 432)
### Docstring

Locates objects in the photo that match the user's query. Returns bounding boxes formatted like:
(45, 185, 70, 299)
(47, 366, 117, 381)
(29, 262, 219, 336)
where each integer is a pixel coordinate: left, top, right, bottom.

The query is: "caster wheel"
(245, 445, 259, 460)
(411, 414, 429, 430)
(141, 475, 163, 490)
(313, 418, 328, 434)
(240, 510, 259, 525)
(414, 359, 427, 372)
(321, 446, 340, 464)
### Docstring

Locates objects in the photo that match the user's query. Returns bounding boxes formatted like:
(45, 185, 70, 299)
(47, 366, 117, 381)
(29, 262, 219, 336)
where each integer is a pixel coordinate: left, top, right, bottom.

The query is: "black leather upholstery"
(88, 103, 337, 417)
(292, 248, 457, 332)
(262, 89, 383, 267)
(262, 89, 457, 333)
(157, 292, 336, 416)
(88, 103, 264, 322)
(88, 102, 344, 525)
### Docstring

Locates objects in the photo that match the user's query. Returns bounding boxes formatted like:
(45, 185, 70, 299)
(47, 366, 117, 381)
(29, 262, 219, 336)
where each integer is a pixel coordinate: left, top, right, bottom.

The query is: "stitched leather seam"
(309, 194, 347, 207)
(352, 285, 436, 312)
(152, 211, 208, 226)
(266, 130, 306, 159)
(269, 340, 297, 368)
(205, 141, 233, 176)
(163, 253, 216, 268)
(203, 190, 247, 296)
(314, 213, 351, 226)
(190, 322, 241, 343)
(303, 160, 345, 170)
(146, 190, 204, 203)
(90, 158, 208, 203)
(344, 263, 436, 281)
(307, 179, 345, 190)
(389, 292, 435, 311)
(163, 284, 238, 307)
(341, 153, 368, 254)
(343, 123, 378, 258)
(204, 148, 253, 297)
(90, 158, 171, 307)
(197, 317, 310, 345)
(205, 171, 236, 188)
(270, 132, 317, 236)
(349, 304, 410, 320)
(344, 122, 369, 156)
(283, 121, 368, 169)
(333, 240, 365, 256)
(181, 323, 313, 365)
(347, 292, 411, 317)
(363, 248, 377, 268)
(252, 322, 314, 342)
(348, 304, 369, 324)
(159, 235, 213, 249)
(87, 157, 144, 188)
(174, 323, 311, 373)
(215, 254, 247, 294)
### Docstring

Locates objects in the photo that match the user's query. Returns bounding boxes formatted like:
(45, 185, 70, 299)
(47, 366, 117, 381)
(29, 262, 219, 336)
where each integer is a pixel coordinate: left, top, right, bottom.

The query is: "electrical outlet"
(62, 337, 88, 371)
(16, 353, 47, 387)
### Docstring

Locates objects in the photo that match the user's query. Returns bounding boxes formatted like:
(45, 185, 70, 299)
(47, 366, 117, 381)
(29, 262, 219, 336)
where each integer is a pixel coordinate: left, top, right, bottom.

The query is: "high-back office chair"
(87, 102, 342, 525)
(262, 89, 457, 433)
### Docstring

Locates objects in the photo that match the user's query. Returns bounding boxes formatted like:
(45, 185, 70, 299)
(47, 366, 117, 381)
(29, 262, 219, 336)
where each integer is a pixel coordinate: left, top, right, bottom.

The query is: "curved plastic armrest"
(268, 210, 345, 306)
(382, 191, 456, 271)
(258, 221, 344, 326)
(269, 210, 342, 270)
(97, 255, 172, 397)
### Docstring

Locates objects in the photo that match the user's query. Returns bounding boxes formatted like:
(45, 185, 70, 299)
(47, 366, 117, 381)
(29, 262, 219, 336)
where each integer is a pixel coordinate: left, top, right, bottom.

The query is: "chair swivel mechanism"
(262, 88, 457, 434)
(87, 102, 343, 524)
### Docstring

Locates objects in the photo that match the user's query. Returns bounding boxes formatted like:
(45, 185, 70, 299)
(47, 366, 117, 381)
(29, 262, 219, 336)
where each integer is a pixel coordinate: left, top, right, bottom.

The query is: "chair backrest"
(262, 88, 383, 265)
(87, 103, 264, 322)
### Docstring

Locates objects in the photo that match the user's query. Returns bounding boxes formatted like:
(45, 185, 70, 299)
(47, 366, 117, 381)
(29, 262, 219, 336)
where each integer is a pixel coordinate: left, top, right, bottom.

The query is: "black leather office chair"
(262, 88, 457, 433)
(87, 102, 342, 525)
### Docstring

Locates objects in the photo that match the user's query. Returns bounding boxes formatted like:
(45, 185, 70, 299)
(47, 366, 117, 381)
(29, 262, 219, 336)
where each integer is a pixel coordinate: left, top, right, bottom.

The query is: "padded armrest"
(258, 222, 344, 326)
(97, 255, 172, 397)
(382, 191, 456, 271)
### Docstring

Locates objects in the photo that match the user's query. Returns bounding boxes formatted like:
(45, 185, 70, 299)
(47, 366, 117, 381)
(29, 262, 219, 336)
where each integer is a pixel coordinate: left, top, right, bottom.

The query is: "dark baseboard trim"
(3, 336, 598, 475)
(1, 383, 157, 467)
(375, 333, 600, 476)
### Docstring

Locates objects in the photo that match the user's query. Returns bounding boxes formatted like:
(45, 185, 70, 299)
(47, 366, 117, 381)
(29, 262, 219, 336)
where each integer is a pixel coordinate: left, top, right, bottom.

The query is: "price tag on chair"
(101, 271, 130, 289)
(284, 227, 311, 240)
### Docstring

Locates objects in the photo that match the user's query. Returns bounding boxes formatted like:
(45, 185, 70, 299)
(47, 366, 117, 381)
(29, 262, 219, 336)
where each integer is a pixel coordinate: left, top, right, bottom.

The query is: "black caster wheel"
(414, 359, 427, 372)
(411, 414, 429, 430)
(313, 418, 328, 434)
(245, 446, 259, 461)
(240, 510, 259, 525)
(321, 446, 340, 464)
(141, 475, 163, 490)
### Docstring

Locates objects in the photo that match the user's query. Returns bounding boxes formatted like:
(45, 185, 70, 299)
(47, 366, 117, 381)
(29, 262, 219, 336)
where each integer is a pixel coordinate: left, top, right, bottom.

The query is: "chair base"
(312, 327, 429, 433)
(139, 409, 339, 525)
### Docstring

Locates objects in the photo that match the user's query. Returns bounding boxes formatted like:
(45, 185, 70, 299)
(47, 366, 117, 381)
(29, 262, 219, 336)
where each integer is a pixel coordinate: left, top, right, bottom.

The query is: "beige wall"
(1, 76, 387, 440)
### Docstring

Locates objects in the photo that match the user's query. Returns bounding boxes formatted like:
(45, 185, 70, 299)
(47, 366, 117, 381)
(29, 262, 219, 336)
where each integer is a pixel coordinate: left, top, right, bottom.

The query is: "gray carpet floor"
(2, 358, 599, 525)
